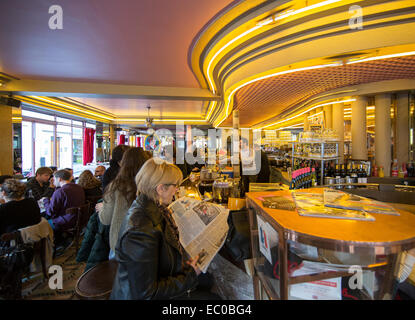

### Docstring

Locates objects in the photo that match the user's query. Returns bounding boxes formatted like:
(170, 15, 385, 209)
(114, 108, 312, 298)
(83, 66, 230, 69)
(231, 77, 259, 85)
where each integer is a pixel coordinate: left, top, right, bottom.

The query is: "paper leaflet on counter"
(323, 189, 400, 215)
(169, 197, 229, 273)
(292, 191, 375, 221)
(256, 215, 278, 264)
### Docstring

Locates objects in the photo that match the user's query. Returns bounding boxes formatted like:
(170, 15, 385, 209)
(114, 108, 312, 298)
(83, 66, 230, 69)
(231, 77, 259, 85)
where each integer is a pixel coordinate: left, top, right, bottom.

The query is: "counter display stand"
(246, 188, 415, 300)
(291, 141, 339, 185)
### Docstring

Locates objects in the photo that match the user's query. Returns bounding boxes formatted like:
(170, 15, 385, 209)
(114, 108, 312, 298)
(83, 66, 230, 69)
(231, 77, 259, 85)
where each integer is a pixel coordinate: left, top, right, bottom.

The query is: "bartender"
(239, 138, 271, 195)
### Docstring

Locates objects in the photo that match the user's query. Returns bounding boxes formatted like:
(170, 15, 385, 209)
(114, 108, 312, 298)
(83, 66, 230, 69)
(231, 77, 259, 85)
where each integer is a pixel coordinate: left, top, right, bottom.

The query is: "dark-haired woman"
(0, 179, 41, 235)
(98, 147, 150, 255)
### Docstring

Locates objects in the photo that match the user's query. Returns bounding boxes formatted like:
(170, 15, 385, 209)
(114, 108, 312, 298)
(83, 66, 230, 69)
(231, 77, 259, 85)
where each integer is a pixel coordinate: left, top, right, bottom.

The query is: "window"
(35, 123, 55, 168)
(57, 125, 72, 169)
(20, 109, 97, 176)
(56, 117, 72, 124)
(22, 110, 55, 121)
(22, 121, 33, 176)
(72, 127, 83, 174)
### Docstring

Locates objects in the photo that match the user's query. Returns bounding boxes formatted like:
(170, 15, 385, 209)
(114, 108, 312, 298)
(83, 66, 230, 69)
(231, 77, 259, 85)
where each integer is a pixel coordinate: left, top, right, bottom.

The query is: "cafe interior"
(1, 0, 415, 300)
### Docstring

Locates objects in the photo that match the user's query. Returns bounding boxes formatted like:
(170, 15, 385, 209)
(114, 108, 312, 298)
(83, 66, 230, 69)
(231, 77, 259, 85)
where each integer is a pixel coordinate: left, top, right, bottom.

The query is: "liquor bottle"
(346, 163, 351, 177)
(335, 164, 340, 177)
(340, 164, 346, 178)
(290, 171, 296, 190)
(391, 159, 399, 177)
(403, 163, 408, 178)
(373, 165, 378, 177)
(311, 167, 317, 187)
(360, 165, 368, 183)
(379, 166, 385, 178)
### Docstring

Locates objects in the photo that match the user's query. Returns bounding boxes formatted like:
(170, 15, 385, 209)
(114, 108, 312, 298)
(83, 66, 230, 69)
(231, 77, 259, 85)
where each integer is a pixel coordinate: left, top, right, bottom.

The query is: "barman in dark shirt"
(0, 179, 40, 235)
(25, 167, 55, 201)
(42, 169, 85, 232)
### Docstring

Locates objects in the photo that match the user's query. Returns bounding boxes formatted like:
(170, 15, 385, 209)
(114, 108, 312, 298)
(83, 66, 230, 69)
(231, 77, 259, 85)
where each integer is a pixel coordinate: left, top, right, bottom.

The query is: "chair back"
(64, 202, 91, 254)
(75, 260, 118, 300)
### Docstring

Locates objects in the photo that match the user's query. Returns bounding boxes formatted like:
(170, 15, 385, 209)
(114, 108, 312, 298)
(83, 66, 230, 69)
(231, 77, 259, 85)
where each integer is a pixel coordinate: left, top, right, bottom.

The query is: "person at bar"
(42, 169, 85, 232)
(98, 147, 150, 257)
(102, 145, 130, 191)
(94, 165, 106, 183)
(0, 179, 41, 235)
(78, 170, 102, 198)
(111, 158, 220, 300)
(25, 167, 55, 201)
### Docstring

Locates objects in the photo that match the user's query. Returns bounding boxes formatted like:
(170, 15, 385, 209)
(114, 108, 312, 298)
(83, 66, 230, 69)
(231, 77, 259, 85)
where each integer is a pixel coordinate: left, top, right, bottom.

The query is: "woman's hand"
(95, 202, 104, 213)
(186, 255, 201, 276)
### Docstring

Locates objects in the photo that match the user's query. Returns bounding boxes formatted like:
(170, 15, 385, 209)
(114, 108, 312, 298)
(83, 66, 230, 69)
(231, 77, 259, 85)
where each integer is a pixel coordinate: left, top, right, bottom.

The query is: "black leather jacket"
(110, 194, 198, 300)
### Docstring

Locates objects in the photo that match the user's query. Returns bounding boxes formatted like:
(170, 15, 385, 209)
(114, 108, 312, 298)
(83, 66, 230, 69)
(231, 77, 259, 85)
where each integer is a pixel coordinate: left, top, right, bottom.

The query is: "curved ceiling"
(190, 0, 415, 127)
(221, 55, 415, 127)
(2, 0, 415, 128)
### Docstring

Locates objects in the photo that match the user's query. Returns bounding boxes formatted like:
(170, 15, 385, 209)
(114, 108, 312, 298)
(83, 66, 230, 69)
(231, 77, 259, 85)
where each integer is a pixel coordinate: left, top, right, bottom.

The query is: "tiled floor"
(22, 245, 86, 300)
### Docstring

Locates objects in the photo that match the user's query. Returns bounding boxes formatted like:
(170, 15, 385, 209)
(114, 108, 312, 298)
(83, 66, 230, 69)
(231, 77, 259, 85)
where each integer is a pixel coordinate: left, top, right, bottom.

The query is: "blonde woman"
(111, 158, 219, 300)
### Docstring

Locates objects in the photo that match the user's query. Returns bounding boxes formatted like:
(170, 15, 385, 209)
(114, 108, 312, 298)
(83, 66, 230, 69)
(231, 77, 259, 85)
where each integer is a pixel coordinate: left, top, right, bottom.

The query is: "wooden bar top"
(246, 188, 415, 246)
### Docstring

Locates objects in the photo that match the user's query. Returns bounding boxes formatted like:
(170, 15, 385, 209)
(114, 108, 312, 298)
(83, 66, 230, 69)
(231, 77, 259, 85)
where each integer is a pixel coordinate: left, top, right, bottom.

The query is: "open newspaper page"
(292, 191, 375, 221)
(169, 197, 229, 273)
(323, 189, 400, 215)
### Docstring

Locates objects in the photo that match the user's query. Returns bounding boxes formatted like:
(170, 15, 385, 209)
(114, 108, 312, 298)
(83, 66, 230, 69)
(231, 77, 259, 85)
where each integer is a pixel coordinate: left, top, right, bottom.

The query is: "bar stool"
(75, 260, 118, 300)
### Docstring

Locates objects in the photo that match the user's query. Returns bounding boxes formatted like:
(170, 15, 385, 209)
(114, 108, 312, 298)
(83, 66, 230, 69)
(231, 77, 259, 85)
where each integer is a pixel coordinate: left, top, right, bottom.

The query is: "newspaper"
(169, 197, 229, 273)
(323, 189, 400, 215)
(292, 191, 375, 221)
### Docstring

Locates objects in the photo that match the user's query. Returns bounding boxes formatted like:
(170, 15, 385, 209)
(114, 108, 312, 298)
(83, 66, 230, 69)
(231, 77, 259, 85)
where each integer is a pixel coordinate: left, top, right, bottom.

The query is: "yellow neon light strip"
(205, 101, 217, 121)
(115, 118, 208, 122)
(31, 96, 114, 121)
(346, 51, 415, 65)
(260, 98, 356, 129)
(206, 0, 343, 94)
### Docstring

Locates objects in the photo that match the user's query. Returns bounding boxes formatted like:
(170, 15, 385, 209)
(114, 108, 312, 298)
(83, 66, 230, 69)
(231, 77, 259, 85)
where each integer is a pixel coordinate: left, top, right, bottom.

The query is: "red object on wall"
(83, 128, 96, 165)
(118, 134, 126, 145)
(136, 136, 141, 147)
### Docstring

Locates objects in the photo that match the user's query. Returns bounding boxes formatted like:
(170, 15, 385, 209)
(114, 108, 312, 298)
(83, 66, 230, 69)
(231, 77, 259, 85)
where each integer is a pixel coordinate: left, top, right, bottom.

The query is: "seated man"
(64, 168, 75, 182)
(42, 169, 85, 232)
(94, 165, 106, 183)
(25, 167, 55, 201)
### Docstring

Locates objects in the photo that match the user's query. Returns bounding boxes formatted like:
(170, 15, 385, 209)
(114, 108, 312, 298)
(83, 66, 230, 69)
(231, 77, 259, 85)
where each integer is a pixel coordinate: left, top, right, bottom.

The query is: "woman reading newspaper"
(111, 158, 220, 300)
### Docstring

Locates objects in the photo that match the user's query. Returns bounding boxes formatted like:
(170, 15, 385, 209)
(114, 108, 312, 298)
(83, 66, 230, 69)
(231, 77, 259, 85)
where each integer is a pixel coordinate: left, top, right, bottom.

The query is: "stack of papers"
(323, 189, 400, 216)
(292, 191, 375, 221)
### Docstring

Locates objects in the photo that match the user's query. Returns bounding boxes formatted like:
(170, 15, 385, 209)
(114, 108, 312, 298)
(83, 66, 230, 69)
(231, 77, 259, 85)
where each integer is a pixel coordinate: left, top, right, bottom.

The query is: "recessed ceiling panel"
(69, 97, 205, 118)
(222, 56, 415, 127)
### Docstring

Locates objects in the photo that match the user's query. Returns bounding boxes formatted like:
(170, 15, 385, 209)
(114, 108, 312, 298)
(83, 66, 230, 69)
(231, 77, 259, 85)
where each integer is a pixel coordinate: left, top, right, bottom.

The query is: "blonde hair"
(135, 158, 182, 203)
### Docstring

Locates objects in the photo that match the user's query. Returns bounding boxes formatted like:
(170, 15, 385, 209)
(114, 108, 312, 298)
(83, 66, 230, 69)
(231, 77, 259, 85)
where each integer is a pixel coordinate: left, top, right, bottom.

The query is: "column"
(351, 96, 368, 160)
(396, 92, 409, 164)
(109, 125, 116, 154)
(0, 104, 13, 175)
(332, 103, 344, 164)
(303, 112, 310, 131)
(375, 94, 392, 176)
(323, 104, 333, 129)
(232, 110, 240, 178)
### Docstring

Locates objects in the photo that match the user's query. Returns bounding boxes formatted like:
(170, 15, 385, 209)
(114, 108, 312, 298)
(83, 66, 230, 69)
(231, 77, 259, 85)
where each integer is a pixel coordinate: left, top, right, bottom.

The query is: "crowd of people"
(0, 138, 273, 300)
